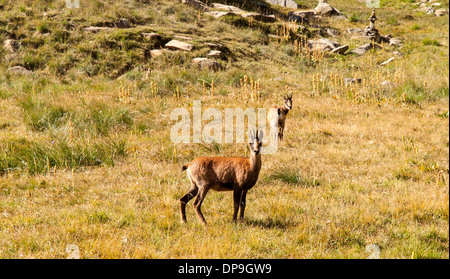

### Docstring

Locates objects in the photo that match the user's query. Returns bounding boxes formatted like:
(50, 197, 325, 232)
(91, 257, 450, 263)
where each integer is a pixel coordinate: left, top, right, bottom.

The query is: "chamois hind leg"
(193, 186, 210, 225)
(179, 182, 198, 223)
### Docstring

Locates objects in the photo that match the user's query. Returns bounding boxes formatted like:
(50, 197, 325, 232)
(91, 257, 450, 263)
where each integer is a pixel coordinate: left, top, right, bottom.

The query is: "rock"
(173, 35, 193, 41)
(324, 27, 341, 37)
(142, 32, 161, 40)
(84, 26, 112, 33)
(241, 12, 277, 23)
(344, 77, 362, 85)
(389, 37, 403, 46)
(307, 38, 341, 52)
(207, 50, 222, 58)
(330, 44, 349, 55)
(287, 10, 313, 24)
(314, 2, 345, 17)
(265, 0, 299, 9)
(435, 9, 449, 16)
(192, 58, 223, 71)
(3, 39, 19, 52)
(7, 66, 33, 75)
(210, 3, 246, 13)
(347, 28, 364, 36)
(113, 18, 130, 29)
(379, 57, 395, 66)
(165, 40, 193, 51)
(424, 7, 436, 14)
(350, 42, 382, 55)
(182, 0, 210, 11)
(150, 49, 165, 58)
(205, 11, 238, 18)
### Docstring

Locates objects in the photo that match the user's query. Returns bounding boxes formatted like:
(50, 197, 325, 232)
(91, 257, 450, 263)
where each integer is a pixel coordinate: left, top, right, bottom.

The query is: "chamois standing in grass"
(180, 129, 264, 225)
(269, 94, 293, 141)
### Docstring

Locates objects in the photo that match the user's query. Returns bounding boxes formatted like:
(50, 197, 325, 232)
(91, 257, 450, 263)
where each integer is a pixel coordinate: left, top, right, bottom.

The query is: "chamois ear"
(257, 129, 264, 141)
(283, 94, 287, 100)
(288, 94, 293, 99)
(248, 128, 256, 141)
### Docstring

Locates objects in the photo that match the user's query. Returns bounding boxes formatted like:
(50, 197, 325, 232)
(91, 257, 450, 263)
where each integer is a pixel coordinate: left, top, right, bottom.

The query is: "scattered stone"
(330, 44, 349, 54)
(344, 77, 362, 85)
(307, 38, 341, 52)
(389, 37, 403, 46)
(314, 0, 345, 18)
(380, 57, 395, 66)
(207, 50, 222, 58)
(424, 7, 436, 14)
(435, 9, 448, 16)
(192, 58, 223, 71)
(173, 35, 194, 41)
(350, 42, 382, 55)
(84, 26, 112, 33)
(182, 0, 210, 11)
(150, 49, 165, 58)
(205, 11, 238, 18)
(165, 40, 193, 51)
(142, 32, 161, 40)
(324, 27, 341, 37)
(265, 0, 299, 9)
(210, 3, 246, 13)
(3, 39, 19, 52)
(7, 66, 33, 75)
(113, 18, 130, 29)
(287, 11, 313, 24)
(347, 28, 364, 36)
(241, 12, 277, 23)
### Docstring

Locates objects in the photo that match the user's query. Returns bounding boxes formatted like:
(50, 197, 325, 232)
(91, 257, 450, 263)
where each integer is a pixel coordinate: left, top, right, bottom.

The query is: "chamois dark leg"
(193, 186, 210, 225)
(239, 190, 248, 220)
(179, 182, 198, 223)
(233, 189, 243, 222)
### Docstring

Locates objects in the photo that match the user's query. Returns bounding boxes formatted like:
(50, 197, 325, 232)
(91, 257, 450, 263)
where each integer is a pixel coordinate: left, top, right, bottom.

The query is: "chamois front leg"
(233, 189, 243, 222)
(239, 190, 248, 220)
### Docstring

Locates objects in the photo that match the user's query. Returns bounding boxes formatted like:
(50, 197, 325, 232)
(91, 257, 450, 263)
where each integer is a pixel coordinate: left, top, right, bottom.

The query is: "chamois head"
(248, 129, 263, 155)
(283, 94, 293, 111)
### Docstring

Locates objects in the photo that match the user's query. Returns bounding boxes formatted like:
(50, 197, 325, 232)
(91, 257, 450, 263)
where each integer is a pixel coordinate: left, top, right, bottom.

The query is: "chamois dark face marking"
(283, 94, 293, 111)
(248, 129, 263, 155)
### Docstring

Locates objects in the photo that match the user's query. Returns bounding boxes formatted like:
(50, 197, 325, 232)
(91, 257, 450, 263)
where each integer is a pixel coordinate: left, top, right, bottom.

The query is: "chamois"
(180, 129, 263, 225)
(269, 94, 293, 141)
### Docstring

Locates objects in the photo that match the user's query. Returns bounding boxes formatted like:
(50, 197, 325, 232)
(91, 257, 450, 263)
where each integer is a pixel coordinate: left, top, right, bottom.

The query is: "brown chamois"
(179, 129, 263, 225)
(268, 94, 293, 141)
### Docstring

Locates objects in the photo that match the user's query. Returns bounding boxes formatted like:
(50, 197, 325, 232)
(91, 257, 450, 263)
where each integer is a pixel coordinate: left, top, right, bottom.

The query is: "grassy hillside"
(0, 0, 448, 258)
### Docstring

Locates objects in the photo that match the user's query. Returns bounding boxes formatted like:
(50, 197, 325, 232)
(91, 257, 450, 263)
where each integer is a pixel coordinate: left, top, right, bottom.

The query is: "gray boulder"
(192, 58, 223, 71)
